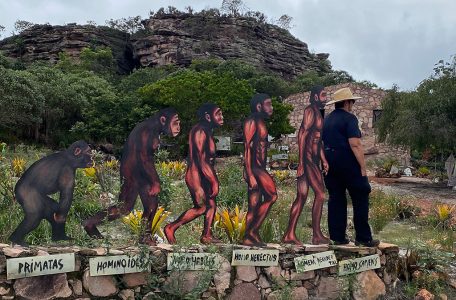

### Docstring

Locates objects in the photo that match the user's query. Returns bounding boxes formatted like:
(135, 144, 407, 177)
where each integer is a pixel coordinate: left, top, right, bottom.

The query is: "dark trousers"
(324, 149, 373, 243)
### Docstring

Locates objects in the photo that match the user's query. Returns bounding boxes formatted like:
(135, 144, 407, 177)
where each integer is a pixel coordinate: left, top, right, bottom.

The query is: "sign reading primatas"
(89, 254, 149, 276)
(7, 253, 75, 279)
(231, 249, 279, 266)
(167, 253, 220, 270)
(338, 254, 381, 275)
(294, 251, 337, 273)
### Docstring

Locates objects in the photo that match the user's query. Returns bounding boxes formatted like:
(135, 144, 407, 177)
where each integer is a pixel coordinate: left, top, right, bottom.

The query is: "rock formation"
(0, 13, 331, 78)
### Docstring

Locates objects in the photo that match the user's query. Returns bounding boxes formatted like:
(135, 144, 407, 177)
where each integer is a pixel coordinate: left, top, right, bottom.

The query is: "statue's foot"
(312, 235, 330, 245)
(200, 236, 223, 244)
(52, 235, 73, 242)
(83, 224, 104, 239)
(10, 238, 28, 247)
(164, 225, 176, 244)
(242, 234, 266, 247)
(282, 235, 303, 246)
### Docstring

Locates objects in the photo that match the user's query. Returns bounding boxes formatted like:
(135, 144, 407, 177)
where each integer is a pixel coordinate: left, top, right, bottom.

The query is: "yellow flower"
(105, 159, 119, 169)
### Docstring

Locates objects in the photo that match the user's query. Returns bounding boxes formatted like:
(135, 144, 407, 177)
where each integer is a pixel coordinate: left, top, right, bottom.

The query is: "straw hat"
(325, 87, 362, 106)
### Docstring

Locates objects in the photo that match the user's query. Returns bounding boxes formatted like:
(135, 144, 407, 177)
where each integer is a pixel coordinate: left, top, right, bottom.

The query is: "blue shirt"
(322, 108, 361, 150)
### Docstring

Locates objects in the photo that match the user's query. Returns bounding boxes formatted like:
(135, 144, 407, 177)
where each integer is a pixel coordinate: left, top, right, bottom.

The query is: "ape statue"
(83, 108, 180, 245)
(243, 94, 278, 246)
(9, 141, 93, 246)
(164, 103, 224, 244)
(283, 86, 330, 245)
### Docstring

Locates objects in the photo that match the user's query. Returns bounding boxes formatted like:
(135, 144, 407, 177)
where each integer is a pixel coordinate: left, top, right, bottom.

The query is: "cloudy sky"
(1, 0, 455, 90)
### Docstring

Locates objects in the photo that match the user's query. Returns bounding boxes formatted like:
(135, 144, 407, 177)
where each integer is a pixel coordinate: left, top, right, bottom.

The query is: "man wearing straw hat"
(322, 87, 379, 247)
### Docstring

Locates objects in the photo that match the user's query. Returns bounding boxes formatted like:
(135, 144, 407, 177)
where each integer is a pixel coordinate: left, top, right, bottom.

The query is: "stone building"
(283, 82, 409, 163)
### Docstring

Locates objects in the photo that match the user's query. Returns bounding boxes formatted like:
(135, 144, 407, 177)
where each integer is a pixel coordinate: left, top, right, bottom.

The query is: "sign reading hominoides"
(338, 254, 381, 275)
(89, 254, 149, 276)
(7, 253, 75, 279)
(167, 253, 220, 270)
(294, 251, 337, 273)
(231, 249, 279, 267)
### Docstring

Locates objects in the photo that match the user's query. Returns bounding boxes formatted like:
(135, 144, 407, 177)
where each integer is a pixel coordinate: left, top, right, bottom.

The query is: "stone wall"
(0, 242, 399, 300)
(284, 83, 409, 163)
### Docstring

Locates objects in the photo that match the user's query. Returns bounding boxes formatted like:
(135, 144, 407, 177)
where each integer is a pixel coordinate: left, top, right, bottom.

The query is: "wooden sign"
(89, 254, 149, 276)
(294, 251, 337, 273)
(7, 253, 75, 279)
(272, 153, 289, 160)
(338, 254, 381, 275)
(167, 253, 220, 271)
(231, 249, 279, 267)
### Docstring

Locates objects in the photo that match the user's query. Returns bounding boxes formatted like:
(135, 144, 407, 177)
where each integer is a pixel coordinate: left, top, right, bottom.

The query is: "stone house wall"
(283, 82, 409, 163)
(0, 243, 399, 299)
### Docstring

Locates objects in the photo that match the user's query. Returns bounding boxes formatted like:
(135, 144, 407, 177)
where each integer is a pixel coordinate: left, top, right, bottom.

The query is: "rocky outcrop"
(131, 14, 331, 79)
(0, 24, 136, 73)
(0, 14, 331, 79)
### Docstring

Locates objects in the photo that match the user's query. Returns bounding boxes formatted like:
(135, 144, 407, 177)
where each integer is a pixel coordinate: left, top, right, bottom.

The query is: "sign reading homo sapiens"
(167, 253, 220, 270)
(89, 254, 149, 276)
(294, 251, 337, 273)
(7, 253, 75, 279)
(338, 254, 381, 275)
(231, 249, 279, 266)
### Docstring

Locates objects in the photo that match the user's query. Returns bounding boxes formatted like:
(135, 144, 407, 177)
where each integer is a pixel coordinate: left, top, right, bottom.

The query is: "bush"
(217, 161, 246, 207)
(417, 167, 431, 177)
(369, 190, 400, 233)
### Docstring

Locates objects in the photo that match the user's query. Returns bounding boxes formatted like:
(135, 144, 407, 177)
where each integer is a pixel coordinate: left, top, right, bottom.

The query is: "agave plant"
(122, 207, 171, 238)
(214, 205, 246, 243)
(11, 157, 26, 177)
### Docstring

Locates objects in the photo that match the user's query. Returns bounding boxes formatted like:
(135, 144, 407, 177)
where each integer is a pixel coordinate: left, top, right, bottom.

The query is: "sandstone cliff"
(0, 14, 331, 78)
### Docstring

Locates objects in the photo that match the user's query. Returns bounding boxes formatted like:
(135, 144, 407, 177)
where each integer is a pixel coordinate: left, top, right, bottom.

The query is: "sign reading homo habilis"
(7, 253, 75, 279)
(167, 253, 221, 270)
(294, 251, 337, 273)
(338, 254, 381, 275)
(89, 254, 149, 276)
(231, 249, 279, 267)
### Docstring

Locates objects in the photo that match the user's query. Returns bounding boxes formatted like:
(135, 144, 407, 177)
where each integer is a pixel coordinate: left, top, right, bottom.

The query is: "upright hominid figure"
(84, 108, 180, 245)
(283, 86, 329, 245)
(242, 94, 278, 246)
(10, 141, 93, 246)
(165, 103, 224, 244)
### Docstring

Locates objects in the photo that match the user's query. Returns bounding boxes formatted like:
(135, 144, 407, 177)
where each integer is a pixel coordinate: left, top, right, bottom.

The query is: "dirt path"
(370, 176, 456, 204)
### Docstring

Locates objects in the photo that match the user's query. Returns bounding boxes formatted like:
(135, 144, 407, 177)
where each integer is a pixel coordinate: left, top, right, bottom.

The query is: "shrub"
(369, 190, 400, 233)
(417, 167, 431, 177)
(217, 161, 246, 207)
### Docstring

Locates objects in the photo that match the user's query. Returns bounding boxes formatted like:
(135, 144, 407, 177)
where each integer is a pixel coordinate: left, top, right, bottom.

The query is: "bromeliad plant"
(214, 205, 246, 243)
(11, 157, 26, 177)
(157, 161, 186, 180)
(434, 204, 455, 229)
(122, 207, 171, 239)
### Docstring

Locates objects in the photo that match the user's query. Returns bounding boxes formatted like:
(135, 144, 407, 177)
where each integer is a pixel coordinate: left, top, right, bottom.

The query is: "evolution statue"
(242, 94, 278, 246)
(283, 86, 329, 245)
(165, 103, 224, 244)
(10, 141, 93, 246)
(84, 108, 180, 245)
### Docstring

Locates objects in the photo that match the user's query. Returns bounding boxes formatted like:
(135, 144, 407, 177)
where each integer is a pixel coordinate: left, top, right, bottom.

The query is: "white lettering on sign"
(231, 249, 279, 267)
(167, 253, 221, 271)
(7, 253, 75, 279)
(338, 254, 381, 275)
(294, 251, 337, 273)
(89, 254, 149, 276)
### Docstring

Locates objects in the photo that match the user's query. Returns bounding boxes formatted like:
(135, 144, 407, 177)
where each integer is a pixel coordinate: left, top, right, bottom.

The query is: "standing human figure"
(83, 108, 180, 245)
(164, 103, 224, 244)
(322, 88, 379, 247)
(243, 94, 278, 246)
(283, 86, 330, 245)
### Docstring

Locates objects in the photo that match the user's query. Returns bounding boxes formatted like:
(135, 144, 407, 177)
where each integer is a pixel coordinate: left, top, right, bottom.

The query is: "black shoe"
(355, 239, 380, 247)
(331, 238, 350, 245)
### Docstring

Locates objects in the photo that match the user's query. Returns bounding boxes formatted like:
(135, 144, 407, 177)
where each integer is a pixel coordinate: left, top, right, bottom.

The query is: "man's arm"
(195, 129, 219, 198)
(349, 137, 367, 176)
(297, 109, 313, 177)
(243, 119, 257, 189)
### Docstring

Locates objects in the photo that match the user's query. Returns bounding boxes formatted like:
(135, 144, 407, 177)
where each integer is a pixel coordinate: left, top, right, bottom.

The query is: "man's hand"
(247, 175, 258, 190)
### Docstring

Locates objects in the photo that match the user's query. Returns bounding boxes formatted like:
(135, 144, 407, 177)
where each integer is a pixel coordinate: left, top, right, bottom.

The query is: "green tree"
(377, 57, 456, 154)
